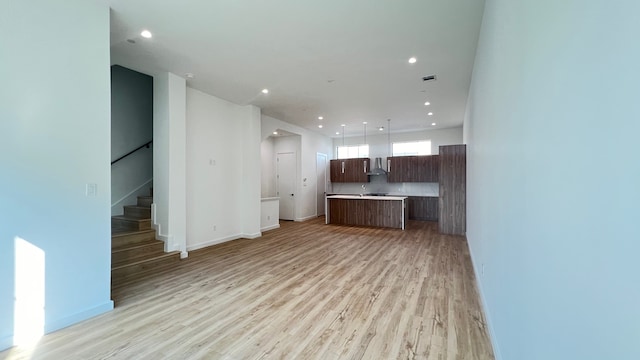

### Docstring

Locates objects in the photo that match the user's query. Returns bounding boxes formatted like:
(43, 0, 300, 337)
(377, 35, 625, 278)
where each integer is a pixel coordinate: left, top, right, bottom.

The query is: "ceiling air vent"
(422, 75, 437, 82)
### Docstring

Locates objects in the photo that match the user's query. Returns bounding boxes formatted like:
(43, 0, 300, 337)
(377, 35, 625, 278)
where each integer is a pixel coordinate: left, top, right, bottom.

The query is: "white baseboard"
(466, 235, 503, 360)
(0, 334, 12, 352)
(44, 301, 114, 334)
(187, 232, 262, 251)
(187, 234, 241, 251)
(261, 224, 280, 232)
(295, 214, 317, 222)
(242, 232, 262, 239)
(151, 204, 186, 256)
(151, 203, 169, 243)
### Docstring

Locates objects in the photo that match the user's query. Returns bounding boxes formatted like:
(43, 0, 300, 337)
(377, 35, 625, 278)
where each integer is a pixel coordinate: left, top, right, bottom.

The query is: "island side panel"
(327, 198, 404, 229)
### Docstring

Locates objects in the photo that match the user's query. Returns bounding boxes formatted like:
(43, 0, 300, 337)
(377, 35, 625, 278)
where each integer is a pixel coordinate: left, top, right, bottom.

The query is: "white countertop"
(326, 195, 408, 201)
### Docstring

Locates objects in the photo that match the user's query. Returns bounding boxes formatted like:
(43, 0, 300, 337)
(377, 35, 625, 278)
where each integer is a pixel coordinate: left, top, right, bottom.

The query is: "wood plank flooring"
(0, 218, 494, 360)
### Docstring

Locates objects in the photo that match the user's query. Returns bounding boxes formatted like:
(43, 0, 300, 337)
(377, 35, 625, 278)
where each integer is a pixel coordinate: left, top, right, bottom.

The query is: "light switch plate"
(86, 183, 97, 196)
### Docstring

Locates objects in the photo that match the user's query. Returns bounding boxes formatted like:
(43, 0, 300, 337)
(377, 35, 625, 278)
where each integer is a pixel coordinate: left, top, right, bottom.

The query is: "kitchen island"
(325, 195, 408, 230)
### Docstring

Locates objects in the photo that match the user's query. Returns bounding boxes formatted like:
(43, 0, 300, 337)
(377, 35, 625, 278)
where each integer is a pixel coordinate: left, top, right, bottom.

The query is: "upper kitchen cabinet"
(438, 145, 466, 235)
(387, 155, 439, 183)
(330, 158, 370, 183)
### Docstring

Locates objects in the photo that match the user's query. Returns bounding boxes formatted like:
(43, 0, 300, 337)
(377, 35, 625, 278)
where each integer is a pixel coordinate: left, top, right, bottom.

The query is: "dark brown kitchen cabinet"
(330, 158, 370, 183)
(386, 156, 409, 182)
(407, 196, 439, 221)
(330, 160, 344, 182)
(387, 155, 439, 182)
(438, 145, 466, 235)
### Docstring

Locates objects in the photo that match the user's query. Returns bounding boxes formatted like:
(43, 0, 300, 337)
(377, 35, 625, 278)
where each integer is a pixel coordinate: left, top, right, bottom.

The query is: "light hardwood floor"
(0, 218, 494, 360)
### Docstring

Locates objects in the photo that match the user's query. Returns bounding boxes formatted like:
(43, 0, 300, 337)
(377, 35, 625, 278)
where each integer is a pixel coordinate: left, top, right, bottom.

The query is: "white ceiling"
(108, 0, 485, 138)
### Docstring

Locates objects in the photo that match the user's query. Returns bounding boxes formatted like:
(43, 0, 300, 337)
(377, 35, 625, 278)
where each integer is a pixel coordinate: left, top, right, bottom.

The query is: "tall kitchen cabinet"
(438, 145, 466, 235)
(387, 155, 439, 182)
(330, 158, 370, 183)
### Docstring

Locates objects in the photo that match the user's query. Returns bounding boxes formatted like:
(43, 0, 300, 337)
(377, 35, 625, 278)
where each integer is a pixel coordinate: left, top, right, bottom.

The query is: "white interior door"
(277, 152, 295, 220)
(316, 153, 327, 216)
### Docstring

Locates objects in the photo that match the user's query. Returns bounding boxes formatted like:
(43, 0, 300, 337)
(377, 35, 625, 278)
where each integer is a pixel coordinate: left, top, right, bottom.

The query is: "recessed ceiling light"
(261, 89, 269, 94)
(424, 101, 430, 106)
(318, 116, 323, 120)
(336, 132, 340, 135)
(341, 124, 346, 127)
(408, 57, 417, 64)
(273, 131, 278, 135)
(362, 121, 367, 125)
(431, 122, 436, 126)
(318, 125, 323, 128)
(185, 73, 195, 79)
(141, 30, 152, 39)
(428, 112, 433, 116)
(378, 127, 384, 131)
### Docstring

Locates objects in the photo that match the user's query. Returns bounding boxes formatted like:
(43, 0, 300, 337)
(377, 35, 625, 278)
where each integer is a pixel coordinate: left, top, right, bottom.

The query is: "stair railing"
(111, 140, 153, 165)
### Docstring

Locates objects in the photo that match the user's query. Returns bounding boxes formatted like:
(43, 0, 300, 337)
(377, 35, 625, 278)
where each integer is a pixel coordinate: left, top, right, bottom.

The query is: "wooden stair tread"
(112, 228, 155, 237)
(123, 205, 151, 209)
(112, 216, 151, 231)
(112, 215, 151, 222)
(112, 239, 163, 252)
(111, 251, 180, 271)
(111, 242, 167, 268)
(112, 189, 174, 289)
(136, 196, 153, 207)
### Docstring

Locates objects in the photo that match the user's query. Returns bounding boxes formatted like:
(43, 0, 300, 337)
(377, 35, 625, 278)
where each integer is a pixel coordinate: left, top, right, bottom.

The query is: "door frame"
(316, 152, 328, 216)
(276, 151, 296, 220)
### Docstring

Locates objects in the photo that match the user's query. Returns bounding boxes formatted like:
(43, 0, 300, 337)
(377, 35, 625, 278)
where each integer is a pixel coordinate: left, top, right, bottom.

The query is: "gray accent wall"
(111, 65, 154, 215)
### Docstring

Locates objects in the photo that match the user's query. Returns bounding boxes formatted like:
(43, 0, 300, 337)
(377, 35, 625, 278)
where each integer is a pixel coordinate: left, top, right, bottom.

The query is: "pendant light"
(363, 121, 367, 146)
(387, 119, 391, 171)
(387, 119, 391, 157)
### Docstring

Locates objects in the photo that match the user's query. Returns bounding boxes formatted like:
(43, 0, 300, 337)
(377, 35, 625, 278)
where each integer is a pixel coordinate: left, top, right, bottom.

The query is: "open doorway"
(316, 153, 327, 216)
(277, 152, 296, 220)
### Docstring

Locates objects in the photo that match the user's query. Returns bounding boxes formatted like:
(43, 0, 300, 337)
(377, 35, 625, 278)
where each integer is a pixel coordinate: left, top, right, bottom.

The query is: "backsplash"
(330, 175, 439, 197)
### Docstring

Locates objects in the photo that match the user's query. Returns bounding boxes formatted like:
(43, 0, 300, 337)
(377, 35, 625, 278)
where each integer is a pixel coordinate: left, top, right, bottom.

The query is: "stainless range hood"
(367, 157, 388, 176)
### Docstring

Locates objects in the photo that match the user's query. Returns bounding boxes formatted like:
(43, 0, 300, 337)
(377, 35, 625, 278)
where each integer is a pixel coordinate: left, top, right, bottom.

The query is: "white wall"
(465, 1, 640, 359)
(0, 0, 112, 350)
(186, 88, 261, 251)
(153, 73, 187, 256)
(240, 106, 262, 236)
(332, 127, 463, 159)
(262, 116, 333, 221)
(260, 137, 276, 197)
(260, 199, 280, 231)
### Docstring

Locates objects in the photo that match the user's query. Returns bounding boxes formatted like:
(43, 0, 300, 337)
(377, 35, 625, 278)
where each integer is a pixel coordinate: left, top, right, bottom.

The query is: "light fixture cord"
(387, 119, 391, 157)
(364, 123, 367, 146)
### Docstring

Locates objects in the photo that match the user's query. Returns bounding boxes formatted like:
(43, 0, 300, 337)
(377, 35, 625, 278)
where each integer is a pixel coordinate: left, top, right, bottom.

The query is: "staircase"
(111, 191, 181, 288)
